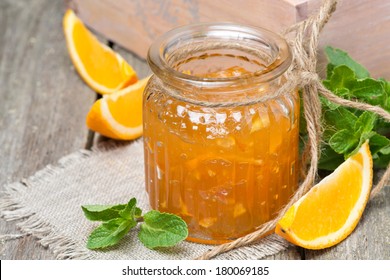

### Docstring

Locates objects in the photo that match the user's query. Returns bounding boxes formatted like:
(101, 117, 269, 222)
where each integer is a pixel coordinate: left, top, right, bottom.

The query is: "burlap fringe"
(0, 151, 92, 260)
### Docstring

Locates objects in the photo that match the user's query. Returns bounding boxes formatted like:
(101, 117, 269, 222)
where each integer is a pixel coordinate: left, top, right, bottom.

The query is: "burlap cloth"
(0, 140, 289, 259)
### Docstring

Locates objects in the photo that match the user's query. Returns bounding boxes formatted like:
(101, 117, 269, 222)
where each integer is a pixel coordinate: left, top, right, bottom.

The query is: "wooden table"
(1, 0, 389, 260)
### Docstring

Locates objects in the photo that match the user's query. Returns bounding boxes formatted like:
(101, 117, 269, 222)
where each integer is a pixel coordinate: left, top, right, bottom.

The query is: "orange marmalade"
(144, 23, 299, 244)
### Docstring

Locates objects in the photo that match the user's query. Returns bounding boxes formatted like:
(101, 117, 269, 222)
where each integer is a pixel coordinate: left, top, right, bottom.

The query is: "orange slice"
(63, 10, 137, 95)
(86, 77, 150, 140)
(275, 141, 373, 249)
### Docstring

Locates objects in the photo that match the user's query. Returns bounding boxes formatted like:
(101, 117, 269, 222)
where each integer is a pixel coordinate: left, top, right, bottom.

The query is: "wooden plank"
(305, 186, 390, 260)
(317, 0, 390, 79)
(0, 0, 95, 259)
(261, 246, 302, 260)
(67, 0, 306, 59)
(67, 0, 389, 78)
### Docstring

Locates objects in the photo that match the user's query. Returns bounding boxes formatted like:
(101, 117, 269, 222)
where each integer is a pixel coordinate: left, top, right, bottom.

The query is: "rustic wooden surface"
(67, 0, 389, 79)
(0, 0, 389, 260)
(0, 0, 94, 259)
(67, 0, 311, 59)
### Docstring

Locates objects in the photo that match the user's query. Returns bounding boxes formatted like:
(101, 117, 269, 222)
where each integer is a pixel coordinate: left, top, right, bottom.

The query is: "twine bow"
(197, 0, 390, 260)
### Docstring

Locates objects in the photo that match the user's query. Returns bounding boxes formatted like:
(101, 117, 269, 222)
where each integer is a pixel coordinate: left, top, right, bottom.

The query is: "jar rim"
(147, 22, 292, 90)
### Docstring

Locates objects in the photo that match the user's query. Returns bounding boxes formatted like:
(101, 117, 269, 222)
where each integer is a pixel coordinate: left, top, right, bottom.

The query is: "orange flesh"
(290, 153, 363, 240)
(105, 81, 145, 127)
(71, 17, 135, 89)
(144, 59, 299, 244)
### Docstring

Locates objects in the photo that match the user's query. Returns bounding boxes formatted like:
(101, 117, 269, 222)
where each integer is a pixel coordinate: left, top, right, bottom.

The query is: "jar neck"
(147, 23, 291, 102)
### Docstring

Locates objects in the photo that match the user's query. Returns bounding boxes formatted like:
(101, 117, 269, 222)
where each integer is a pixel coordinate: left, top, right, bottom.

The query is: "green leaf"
(345, 131, 376, 159)
(379, 79, 390, 111)
(349, 78, 385, 105)
(119, 198, 137, 220)
(324, 65, 356, 92)
(329, 129, 358, 154)
(369, 133, 390, 168)
(324, 106, 357, 131)
(379, 145, 390, 155)
(135, 207, 142, 218)
(373, 153, 390, 169)
(87, 218, 136, 249)
(354, 111, 377, 135)
(318, 144, 345, 171)
(138, 210, 188, 249)
(326, 63, 335, 79)
(322, 106, 357, 141)
(325, 46, 370, 79)
(369, 132, 390, 155)
(314, 46, 390, 171)
(340, 112, 377, 158)
(82, 204, 126, 221)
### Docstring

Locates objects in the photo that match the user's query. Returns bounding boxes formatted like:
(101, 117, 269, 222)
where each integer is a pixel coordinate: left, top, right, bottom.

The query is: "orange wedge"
(86, 77, 150, 140)
(63, 10, 138, 95)
(275, 141, 373, 249)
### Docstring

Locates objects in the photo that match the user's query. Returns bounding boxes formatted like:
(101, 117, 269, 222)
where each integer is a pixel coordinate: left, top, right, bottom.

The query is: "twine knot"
(299, 71, 320, 84)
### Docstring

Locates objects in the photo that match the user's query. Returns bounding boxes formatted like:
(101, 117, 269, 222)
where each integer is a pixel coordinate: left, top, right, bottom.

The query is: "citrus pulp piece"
(275, 141, 373, 249)
(86, 77, 150, 140)
(63, 10, 138, 95)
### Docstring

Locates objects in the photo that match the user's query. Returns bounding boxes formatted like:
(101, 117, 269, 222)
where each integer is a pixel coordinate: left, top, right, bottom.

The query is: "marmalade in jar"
(144, 23, 299, 244)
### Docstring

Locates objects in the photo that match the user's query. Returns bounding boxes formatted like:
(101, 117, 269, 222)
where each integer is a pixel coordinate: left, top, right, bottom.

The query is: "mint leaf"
(318, 145, 344, 171)
(309, 46, 390, 171)
(346, 131, 376, 159)
(82, 204, 126, 221)
(373, 153, 390, 169)
(139, 210, 188, 249)
(370, 133, 390, 168)
(339, 112, 377, 158)
(329, 129, 358, 154)
(87, 218, 136, 249)
(135, 207, 142, 218)
(323, 106, 357, 131)
(325, 65, 356, 92)
(83, 197, 189, 251)
(349, 79, 384, 104)
(119, 198, 137, 220)
(379, 79, 390, 111)
(325, 46, 370, 79)
(354, 111, 377, 135)
(322, 106, 357, 141)
(369, 132, 390, 154)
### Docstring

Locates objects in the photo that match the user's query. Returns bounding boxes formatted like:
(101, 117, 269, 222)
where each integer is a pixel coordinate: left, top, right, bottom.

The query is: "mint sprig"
(87, 218, 136, 249)
(82, 198, 188, 250)
(302, 46, 390, 171)
(139, 210, 189, 249)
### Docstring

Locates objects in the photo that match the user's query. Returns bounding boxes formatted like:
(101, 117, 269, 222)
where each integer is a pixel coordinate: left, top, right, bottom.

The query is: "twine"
(196, 0, 390, 260)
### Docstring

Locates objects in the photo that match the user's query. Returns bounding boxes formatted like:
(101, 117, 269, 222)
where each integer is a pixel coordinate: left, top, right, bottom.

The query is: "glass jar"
(143, 23, 299, 244)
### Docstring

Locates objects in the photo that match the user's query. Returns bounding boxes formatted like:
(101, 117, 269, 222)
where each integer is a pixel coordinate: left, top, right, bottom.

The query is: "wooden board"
(317, 0, 390, 79)
(66, 0, 316, 59)
(67, 0, 389, 79)
(0, 0, 95, 259)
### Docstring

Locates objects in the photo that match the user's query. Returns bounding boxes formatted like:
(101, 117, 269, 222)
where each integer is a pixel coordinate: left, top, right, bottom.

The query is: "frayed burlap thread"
(196, 0, 390, 260)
